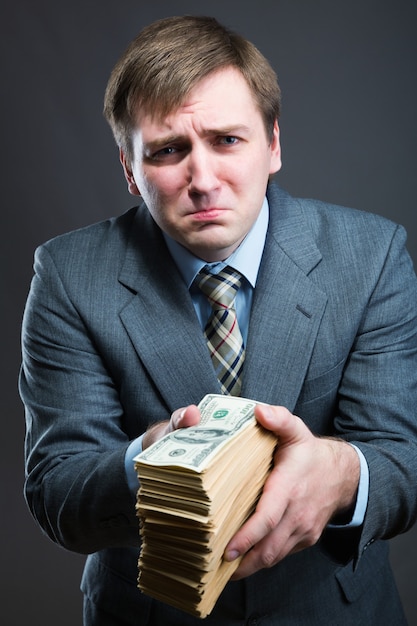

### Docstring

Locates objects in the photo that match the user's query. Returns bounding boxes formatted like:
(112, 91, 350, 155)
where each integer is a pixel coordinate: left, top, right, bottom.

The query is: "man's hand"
(142, 405, 201, 449)
(224, 404, 360, 579)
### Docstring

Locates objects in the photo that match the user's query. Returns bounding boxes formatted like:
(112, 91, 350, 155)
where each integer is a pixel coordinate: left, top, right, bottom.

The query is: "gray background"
(2, 1, 416, 623)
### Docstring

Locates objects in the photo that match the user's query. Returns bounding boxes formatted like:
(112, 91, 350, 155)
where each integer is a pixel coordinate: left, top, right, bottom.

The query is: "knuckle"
(240, 534, 256, 553)
(261, 549, 278, 569)
(263, 511, 280, 533)
(309, 527, 322, 546)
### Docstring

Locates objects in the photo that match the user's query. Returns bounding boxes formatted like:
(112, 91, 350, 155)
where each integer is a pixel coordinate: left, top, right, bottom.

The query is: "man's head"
(103, 15, 281, 165)
(104, 16, 282, 262)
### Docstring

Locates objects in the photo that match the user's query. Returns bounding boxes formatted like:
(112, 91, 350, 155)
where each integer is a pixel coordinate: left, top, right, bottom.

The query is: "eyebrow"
(143, 125, 251, 154)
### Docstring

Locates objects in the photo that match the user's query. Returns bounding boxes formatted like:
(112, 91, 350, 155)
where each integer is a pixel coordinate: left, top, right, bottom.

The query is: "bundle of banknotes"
(134, 394, 277, 618)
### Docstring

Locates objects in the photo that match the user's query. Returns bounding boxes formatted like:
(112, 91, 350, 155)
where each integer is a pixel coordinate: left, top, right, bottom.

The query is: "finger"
(142, 420, 170, 448)
(230, 518, 307, 580)
(224, 467, 287, 562)
(254, 404, 306, 446)
(144, 405, 201, 447)
(170, 404, 201, 431)
(224, 407, 306, 559)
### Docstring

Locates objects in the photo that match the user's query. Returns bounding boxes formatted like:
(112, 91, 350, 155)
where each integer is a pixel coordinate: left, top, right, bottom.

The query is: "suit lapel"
(118, 206, 220, 412)
(242, 186, 328, 410)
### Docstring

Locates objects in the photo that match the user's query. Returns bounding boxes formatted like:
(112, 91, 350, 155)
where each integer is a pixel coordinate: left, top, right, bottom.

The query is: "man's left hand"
(225, 404, 360, 579)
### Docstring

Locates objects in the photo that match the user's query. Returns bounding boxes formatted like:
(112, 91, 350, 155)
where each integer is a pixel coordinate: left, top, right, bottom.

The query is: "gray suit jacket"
(20, 184, 417, 624)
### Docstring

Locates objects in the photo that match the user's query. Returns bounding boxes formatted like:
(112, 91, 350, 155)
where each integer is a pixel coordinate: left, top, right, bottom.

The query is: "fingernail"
(225, 549, 240, 561)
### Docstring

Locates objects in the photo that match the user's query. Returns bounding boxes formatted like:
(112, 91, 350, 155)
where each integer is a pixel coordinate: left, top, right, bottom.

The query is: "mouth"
(189, 208, 226, 221)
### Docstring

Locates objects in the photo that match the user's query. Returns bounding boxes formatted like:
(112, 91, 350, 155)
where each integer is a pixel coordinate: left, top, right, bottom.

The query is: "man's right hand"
(142, 404, 201, 449)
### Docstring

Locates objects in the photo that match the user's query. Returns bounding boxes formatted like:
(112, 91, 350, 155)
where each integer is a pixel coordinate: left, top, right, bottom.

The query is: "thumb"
(170, 404, 201, 432)
(254, 404, 304, 445)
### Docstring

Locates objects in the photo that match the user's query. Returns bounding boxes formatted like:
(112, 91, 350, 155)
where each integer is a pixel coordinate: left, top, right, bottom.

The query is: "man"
(20, 14, 417, 625)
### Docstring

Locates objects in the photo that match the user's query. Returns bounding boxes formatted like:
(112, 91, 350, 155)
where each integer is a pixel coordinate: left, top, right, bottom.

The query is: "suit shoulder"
(268, 183, 400, 235)
(31, 206, 149, 287)
(301, 198, 408, 257)
(40, 206, 139, 254)
(299, 196, 398, 231)
(267, 184, 408, 270)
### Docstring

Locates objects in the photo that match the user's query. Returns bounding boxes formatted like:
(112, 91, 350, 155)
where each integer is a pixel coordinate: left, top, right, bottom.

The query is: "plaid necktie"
(197, 266, 245, 396)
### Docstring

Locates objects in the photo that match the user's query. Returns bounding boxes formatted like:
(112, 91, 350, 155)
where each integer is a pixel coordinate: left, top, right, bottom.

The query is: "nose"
(187, 145, 220, 195)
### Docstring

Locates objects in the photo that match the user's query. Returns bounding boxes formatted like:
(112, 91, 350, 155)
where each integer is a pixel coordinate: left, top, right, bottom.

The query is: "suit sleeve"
(20, 244, 141, 554)
(326, 223, 417, 563)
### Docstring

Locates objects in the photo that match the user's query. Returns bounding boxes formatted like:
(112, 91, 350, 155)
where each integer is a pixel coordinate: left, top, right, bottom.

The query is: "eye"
(218, 136, 239, 146)
(151, 146, 178, 160)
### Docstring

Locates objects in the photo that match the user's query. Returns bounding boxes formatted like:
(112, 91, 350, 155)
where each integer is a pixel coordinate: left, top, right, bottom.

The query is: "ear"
(268, 120, 282, 175)
(119, 148, 141, 196)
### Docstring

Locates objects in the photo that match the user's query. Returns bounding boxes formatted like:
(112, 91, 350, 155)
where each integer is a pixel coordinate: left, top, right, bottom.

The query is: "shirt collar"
(163, 197, 269, 288)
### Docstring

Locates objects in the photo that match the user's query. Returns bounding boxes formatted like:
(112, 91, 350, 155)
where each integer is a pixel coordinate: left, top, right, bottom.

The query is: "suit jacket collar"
(266, 184, 323, 275)
(117, 184, 327, 413)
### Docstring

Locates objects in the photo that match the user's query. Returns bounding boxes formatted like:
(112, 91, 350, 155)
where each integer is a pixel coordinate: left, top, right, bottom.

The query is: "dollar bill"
(134, 394, 259, 472)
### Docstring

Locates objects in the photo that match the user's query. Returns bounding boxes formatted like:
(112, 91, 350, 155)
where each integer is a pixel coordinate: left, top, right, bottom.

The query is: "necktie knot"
(197, 266, 242, 311)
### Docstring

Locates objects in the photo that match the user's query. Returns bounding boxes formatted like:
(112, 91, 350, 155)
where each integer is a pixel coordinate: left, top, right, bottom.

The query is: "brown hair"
(103, 15, 281, 164)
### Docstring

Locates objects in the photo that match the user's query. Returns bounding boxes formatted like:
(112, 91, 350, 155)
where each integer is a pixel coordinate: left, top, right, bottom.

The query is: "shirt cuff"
(124, 434, 144, 493)
(328, 443, 369, 528)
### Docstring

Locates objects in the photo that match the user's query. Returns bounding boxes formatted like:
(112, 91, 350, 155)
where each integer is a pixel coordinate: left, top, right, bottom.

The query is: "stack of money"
(134, 394, 277, 618)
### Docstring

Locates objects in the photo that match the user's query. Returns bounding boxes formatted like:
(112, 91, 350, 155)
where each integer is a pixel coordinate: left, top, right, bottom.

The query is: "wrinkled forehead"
(131, 67, 257, 129)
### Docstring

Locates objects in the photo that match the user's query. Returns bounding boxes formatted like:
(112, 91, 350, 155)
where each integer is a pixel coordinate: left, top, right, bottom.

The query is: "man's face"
(121, 67, 282, 262)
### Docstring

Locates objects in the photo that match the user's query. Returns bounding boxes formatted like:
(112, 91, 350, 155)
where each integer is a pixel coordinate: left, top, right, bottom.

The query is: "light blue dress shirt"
(125, 197, 369, 528)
